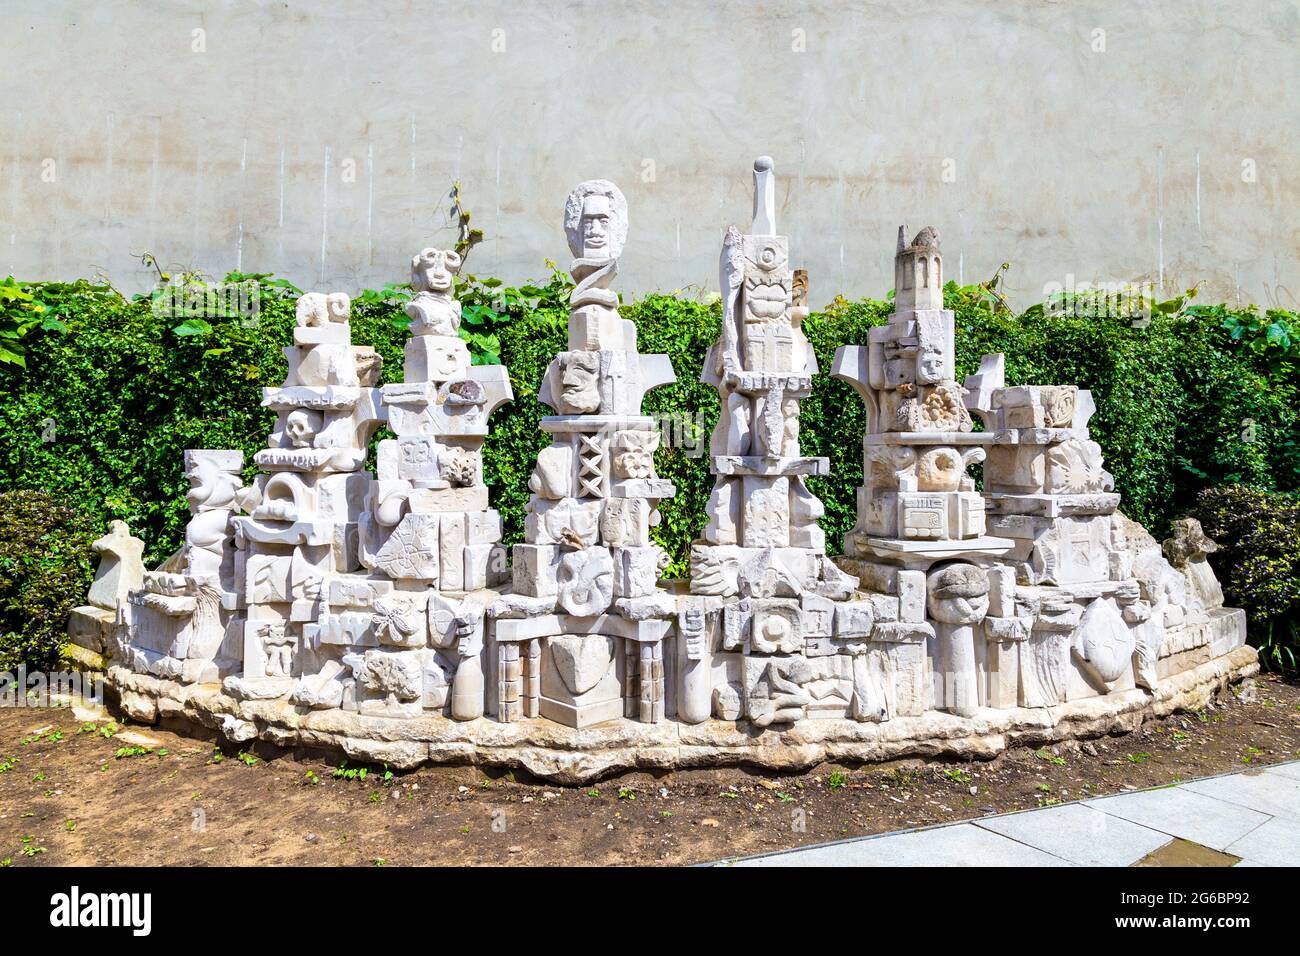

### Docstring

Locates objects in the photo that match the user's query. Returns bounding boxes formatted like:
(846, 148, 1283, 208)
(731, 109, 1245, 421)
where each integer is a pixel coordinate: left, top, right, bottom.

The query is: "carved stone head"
(411, 248, 462, 295)
(564, 180, 628, 260)
(184, 451, 243, 512)
(557, 350, 601, 414)
(926, 563, 990, 625)
(295, 292, 328, 327)
(1163, 517, 1218, 568)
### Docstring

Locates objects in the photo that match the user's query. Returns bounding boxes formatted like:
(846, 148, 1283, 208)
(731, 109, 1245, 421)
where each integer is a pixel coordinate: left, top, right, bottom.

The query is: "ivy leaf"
(172, 318, 213, 337)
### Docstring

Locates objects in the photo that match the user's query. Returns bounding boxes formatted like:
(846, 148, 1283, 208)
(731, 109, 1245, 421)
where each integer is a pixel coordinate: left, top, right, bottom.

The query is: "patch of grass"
(828, 771, 848, 790)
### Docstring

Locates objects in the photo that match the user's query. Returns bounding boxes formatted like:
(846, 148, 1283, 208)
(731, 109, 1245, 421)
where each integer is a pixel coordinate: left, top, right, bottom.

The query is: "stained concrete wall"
(3, 0, 1297, 309)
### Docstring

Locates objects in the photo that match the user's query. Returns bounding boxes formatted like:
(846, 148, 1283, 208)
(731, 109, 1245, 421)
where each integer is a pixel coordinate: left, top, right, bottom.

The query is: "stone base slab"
(100, 646, 1259, 785)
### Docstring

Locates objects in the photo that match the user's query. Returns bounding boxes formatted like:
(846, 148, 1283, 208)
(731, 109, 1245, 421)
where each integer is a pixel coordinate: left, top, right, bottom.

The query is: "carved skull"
(284, 408, 322, 448)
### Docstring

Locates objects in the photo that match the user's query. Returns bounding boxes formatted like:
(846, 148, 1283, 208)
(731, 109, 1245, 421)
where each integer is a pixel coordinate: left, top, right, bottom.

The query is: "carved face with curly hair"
(563, 180, 628, 260)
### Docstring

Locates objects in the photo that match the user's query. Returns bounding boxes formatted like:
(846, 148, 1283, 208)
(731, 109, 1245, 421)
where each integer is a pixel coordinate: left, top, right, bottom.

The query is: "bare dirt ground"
(1, 674, 1296, 867)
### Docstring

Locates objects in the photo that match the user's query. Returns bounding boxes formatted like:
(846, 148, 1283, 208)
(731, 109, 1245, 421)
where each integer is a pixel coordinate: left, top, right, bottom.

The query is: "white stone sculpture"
(95, 160, 1253, 781)
(492, 179, 677, 728)
(113, 450, 246, 685)
(67, 520, 145, 665)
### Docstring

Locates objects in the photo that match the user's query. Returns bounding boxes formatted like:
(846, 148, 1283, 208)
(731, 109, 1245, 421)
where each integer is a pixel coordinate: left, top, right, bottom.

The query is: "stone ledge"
(100, 646, 1259, 784)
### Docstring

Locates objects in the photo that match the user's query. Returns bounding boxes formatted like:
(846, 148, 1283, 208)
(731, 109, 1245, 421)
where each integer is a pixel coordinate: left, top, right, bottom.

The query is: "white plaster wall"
(2, 0, 1297, 308)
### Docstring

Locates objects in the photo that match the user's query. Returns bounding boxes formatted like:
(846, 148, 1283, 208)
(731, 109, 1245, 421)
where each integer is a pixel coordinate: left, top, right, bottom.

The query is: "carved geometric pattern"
(578, 434, 604, 497)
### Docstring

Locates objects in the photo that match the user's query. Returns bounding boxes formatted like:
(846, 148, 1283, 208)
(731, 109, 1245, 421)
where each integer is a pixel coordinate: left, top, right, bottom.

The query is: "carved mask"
(411, 248, 462, 294)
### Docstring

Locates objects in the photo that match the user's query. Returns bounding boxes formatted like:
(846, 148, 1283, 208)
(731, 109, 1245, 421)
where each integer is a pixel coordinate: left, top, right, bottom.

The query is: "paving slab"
(726, 821, 1072, 867)
(1085, 787, 1271, 851)
(1263, 760, 1300, 783)
(1224, 815, 1300, 867)
(1183, 769, 1300, 821)
(975, 802, 1171, 867)
(721, 764, 1300, 867)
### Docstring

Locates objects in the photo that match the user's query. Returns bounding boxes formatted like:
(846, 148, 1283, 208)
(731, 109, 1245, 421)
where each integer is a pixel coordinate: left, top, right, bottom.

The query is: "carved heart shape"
(549, 635, 615, 696)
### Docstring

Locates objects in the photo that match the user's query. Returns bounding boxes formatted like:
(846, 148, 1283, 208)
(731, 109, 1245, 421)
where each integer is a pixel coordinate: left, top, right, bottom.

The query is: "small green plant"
(304, 770, 320, 786)
(65, 819, 76, 832)
(369, 790, 382, 803)
(1126, 752, 1151, 764)
(884, 769, 917, 788)
(1034, 747, 1067, 766)
(944, 768, 971, 784)
(236, 751, 258, 767)
(828, 771, 848, 790)
(617, 787, 636, 801)
(32, 770, 45, 783)
(333, 761, 368, 782)
(114, 746, 153, 759)
(585, 789, 600, 798)
(0, 756, 18, 773)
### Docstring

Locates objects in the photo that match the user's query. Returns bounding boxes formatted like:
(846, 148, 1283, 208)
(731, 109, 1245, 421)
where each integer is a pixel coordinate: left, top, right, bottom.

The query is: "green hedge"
(1195, 485, 1300, 671)
(0, 490, 97, 672)
(0, 271, 1296, 666)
